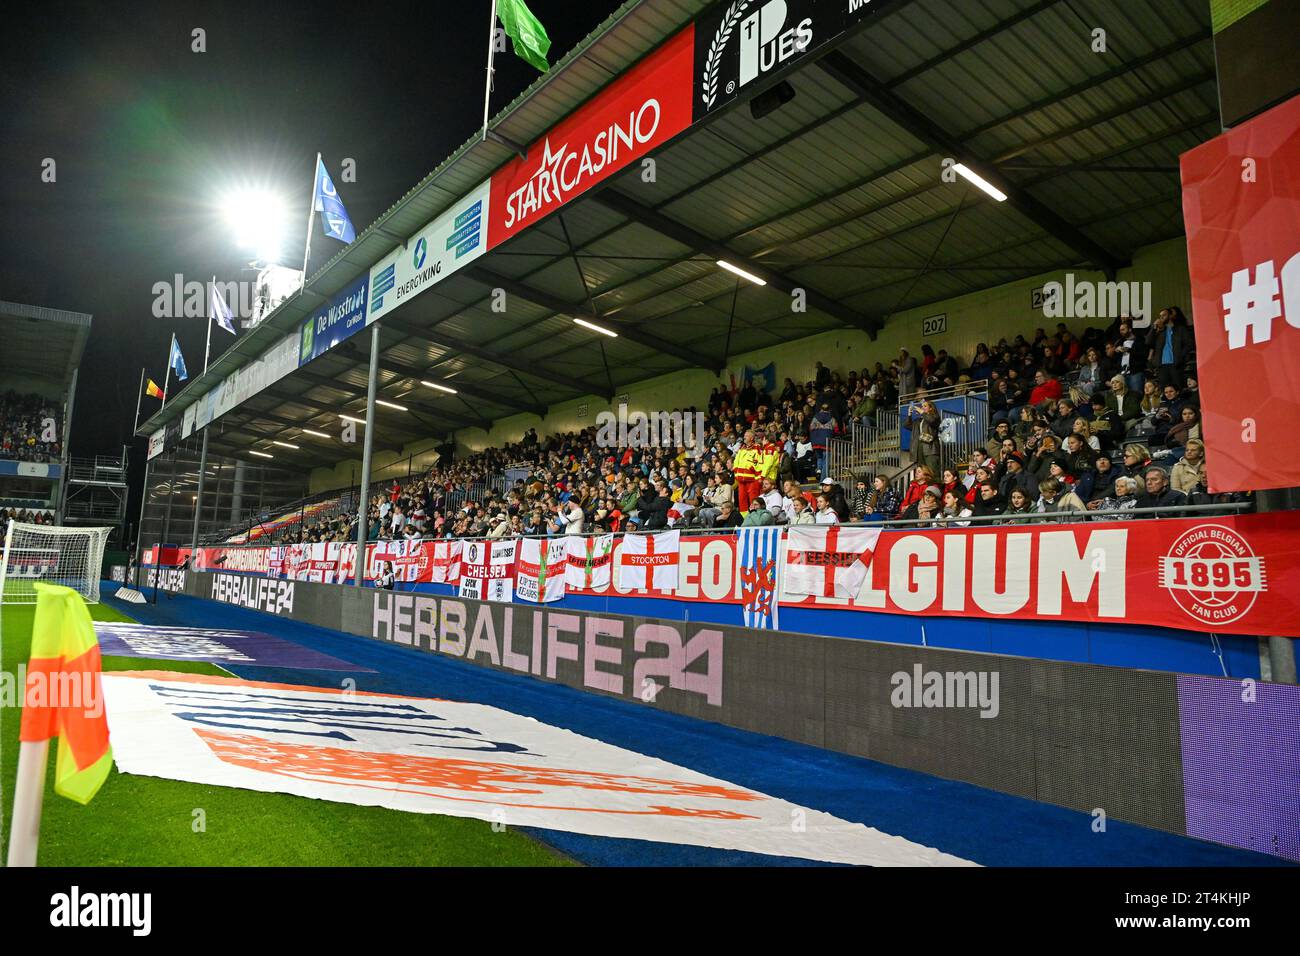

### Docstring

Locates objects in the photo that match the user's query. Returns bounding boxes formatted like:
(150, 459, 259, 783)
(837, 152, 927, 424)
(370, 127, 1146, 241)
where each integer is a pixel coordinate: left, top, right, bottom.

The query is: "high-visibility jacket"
(733, 446, 761, 482)
(756, 443, 780, 480)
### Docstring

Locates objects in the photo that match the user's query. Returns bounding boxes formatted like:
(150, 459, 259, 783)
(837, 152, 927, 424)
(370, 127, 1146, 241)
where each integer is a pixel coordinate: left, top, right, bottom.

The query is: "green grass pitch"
(1, 599, 572, 866)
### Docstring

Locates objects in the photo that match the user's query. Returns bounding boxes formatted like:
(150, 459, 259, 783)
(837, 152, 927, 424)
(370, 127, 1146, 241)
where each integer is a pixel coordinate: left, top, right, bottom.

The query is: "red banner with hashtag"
(1181, 93, 1300, 492)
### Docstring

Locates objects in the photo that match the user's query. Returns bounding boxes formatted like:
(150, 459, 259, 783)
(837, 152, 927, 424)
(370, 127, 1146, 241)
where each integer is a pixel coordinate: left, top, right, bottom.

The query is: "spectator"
(1036, 477, 1087, 517)
(1135, 466, 1187, 516)
(902, 399, 941, 476)
(1170, 439, 1207, 496)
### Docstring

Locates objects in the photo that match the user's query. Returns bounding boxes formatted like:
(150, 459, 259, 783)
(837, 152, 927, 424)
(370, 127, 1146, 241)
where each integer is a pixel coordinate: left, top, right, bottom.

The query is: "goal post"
(1, 520, 111, 605)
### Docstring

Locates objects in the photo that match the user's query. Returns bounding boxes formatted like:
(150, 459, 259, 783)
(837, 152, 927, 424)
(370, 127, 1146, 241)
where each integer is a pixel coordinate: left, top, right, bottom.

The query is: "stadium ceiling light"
(338, 414, 366, 424)
(716, 260, 767, 285)
(952, 163, 1008, 202)
(249, 450, 274, 459)
(573, 317, 618, 338)
(300, 429, 330, 438)
(272, 440, 299, 449)
(421, 380, 458, 394)
(376, 399, 408, 411)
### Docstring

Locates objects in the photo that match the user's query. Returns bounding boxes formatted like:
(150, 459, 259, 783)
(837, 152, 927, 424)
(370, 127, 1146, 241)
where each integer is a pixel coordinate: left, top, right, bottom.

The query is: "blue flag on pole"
(210, 282, 237, 335)
(312, 157, 356, 244)
(169, 335, 189, 381)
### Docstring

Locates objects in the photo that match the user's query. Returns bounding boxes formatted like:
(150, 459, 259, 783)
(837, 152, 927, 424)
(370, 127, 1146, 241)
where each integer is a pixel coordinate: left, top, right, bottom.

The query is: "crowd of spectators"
(0, 391, 61, 463)
(272, 304, 1234, 542)
(0, 507, 54, 527)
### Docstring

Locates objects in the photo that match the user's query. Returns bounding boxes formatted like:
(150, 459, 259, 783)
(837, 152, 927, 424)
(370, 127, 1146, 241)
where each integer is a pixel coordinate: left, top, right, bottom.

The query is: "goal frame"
(0, 519, 112, 605)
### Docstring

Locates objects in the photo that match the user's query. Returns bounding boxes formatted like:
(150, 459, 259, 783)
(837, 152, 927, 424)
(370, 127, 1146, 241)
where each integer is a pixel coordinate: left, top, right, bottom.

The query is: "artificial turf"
(0, 598, 572, 867)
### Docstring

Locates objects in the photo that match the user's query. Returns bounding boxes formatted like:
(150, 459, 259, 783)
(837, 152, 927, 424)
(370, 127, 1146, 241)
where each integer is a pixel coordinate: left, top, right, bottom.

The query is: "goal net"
(1, 520, 111, 605)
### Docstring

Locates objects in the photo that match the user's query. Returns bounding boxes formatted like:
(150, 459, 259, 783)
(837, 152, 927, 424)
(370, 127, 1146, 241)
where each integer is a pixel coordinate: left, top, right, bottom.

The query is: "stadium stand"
(227, 301, 1246, 547)
(0, 390, 63, 464)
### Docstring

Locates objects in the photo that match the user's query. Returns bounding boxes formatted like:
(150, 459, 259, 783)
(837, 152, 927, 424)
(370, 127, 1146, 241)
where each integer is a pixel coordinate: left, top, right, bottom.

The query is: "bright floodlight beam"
(220, 188, 291, 262)
(573, 317, 618, 338)
(952, 163, 1008, 202)
(339, 414, 366, 424)
(376, 399, 408, 411)
(272, 440, 299, 449)
(421, 380, 458, 394)
(249, 450, 273, 459)
(716, 260, 767, 285)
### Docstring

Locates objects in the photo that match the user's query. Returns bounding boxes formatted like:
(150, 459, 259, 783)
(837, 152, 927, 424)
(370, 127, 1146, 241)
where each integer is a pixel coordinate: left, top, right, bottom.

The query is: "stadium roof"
(139, 0, 1216, 467)
(0, 298, 92, 394)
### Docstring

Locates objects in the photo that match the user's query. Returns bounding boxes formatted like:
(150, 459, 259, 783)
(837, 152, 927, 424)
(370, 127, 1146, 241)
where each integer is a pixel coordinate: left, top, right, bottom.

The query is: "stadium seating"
(241, 303, 1249, 547)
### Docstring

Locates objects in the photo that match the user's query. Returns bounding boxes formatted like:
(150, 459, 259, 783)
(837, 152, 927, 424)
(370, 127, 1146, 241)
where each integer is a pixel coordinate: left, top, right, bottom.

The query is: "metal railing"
(826, 407, 902, 483)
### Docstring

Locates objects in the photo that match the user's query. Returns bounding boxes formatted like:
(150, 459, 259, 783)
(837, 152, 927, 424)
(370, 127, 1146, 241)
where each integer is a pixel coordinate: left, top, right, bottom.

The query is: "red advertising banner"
(188, 513, 1300, 638)
(487, 25, 695, 248)
(1181, 93, 1300, 492)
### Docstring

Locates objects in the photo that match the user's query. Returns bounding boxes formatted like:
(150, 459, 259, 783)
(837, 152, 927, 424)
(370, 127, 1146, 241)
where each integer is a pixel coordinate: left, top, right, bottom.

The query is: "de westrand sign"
(692, 0, 882, 120)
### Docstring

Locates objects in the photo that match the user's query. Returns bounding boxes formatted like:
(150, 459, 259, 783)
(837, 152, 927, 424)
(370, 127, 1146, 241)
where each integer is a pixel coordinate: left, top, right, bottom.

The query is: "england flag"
(565, 534, 614, 591)
(784, 526, 881, 600)
(619, 530, 680, 591)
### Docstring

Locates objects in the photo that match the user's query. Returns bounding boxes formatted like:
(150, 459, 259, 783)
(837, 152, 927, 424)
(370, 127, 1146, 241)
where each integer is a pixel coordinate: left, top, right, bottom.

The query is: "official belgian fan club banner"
(1181, 92, 1300, 492)
(458, 539, 517, 603)
(101, 671, 971, 865)
(183, 512, 1300, 638)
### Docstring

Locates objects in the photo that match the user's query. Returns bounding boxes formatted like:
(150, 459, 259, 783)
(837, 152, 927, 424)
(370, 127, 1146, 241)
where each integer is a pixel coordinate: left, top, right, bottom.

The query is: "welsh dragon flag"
(565, 534, 614, 591)
(516, 537, 567, 604)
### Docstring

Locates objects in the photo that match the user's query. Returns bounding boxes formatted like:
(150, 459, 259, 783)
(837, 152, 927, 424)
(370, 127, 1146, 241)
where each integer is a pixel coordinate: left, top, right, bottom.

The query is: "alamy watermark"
(594, 403, 706, 451)
(1040, 273, 1151, 323)
(890, 664, 1000, 718)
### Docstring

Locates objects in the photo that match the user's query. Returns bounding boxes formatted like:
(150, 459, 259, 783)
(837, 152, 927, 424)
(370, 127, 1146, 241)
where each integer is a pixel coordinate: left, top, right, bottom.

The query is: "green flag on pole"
(498, 0, 551, 72)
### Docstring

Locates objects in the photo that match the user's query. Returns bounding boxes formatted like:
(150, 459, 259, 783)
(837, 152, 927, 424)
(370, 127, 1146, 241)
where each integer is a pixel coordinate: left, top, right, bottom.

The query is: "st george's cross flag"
(738, 526, 782, 629)
(565, 534, 614, 591)
(784, 526, 881, 600)
(430, 540, 462, 584)
(515, 537, 567, 604)
(619, 530, 681, 591)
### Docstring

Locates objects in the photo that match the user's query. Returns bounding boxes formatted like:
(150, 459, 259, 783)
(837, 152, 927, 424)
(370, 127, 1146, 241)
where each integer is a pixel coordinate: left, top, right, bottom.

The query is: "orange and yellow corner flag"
(19, 583, 113, 804)
(145, 378, 165, 400)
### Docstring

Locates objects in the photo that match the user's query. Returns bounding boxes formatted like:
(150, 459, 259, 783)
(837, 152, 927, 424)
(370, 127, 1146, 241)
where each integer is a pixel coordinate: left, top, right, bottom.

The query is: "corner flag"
(18, 584, 114, 805)
(312, 156, 356, 244)
(498, 0, 551, 72)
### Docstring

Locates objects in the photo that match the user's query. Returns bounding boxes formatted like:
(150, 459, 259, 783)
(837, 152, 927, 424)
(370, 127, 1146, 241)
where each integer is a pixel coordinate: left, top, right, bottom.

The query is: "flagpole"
(300, 152, 320, 289)
(204, 276, 215, 375)
(161, 337, 173, 411)
(6, 740, 50, 866)
(482, 0, 499, 140)
(132, 366, 145, 435)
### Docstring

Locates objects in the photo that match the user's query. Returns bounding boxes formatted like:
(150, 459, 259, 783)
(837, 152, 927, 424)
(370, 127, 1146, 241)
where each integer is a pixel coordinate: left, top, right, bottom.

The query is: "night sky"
(0, 0, 622, 467)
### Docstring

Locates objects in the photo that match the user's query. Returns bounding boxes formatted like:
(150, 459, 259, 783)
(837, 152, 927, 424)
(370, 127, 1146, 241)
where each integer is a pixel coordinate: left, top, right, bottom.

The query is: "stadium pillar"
(56, 365, 78, 525)
(190, 429, 210, 553)
(230, 460, 245, 524)
(354, 323, 380, 586)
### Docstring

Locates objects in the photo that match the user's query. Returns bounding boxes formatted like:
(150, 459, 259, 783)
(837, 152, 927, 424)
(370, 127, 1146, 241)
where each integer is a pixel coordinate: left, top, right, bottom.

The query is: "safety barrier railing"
(180, 500, 1255, 556)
